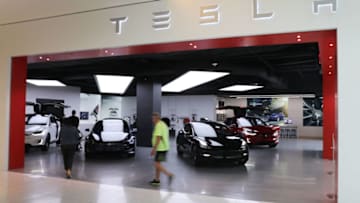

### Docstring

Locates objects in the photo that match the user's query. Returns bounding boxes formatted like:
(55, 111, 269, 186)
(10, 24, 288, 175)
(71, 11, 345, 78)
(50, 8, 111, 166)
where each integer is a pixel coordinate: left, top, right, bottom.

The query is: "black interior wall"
(136, 79, 161, 147)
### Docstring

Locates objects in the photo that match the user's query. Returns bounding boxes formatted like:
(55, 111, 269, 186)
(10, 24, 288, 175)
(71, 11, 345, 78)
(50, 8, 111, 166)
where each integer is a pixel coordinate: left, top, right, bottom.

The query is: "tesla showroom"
(0, 0, 359, 203)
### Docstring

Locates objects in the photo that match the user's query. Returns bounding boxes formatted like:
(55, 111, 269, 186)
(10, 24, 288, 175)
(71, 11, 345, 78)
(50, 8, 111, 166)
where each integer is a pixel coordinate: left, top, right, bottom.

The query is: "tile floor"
(12, 138, 336, 203)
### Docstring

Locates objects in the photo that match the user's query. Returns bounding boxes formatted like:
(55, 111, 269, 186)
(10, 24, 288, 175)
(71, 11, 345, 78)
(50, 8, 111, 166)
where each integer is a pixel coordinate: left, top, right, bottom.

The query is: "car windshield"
(248, 118, 268, 126)
(206, 122, 234, 136)
(26, 115, 48, 125)
(236, 117, 252, 127)
(192, 122, 217, 138)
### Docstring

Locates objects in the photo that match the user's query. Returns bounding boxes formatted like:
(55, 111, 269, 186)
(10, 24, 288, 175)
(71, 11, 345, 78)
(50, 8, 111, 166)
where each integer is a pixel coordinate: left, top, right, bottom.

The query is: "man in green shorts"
(149, 112, 174, 186)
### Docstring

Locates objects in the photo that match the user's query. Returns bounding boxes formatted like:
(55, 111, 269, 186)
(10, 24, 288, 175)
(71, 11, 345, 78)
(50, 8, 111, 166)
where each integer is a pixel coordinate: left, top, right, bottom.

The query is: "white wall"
(79, 93, 101, 135)
(26, 84, 80, 117)
(162, 95, 217, 131)
(219, 97, 247, 107)
(80, 95, 217, 132)
(338, 1, 360, 202)
(0, 0, 358, 201)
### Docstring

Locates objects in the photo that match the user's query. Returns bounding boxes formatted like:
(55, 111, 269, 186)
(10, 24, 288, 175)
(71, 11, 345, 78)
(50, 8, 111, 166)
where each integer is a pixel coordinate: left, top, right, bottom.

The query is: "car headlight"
(243, 128, 256, 136)
(92, 133, 100, 141)
(198, 139, 210, 149)
(32, 130, 45, 136)
(273, 131, 279, 137)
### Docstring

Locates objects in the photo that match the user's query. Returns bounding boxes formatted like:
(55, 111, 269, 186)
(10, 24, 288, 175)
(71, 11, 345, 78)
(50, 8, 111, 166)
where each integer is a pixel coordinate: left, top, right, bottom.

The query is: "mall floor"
(12, 139, 336, 203)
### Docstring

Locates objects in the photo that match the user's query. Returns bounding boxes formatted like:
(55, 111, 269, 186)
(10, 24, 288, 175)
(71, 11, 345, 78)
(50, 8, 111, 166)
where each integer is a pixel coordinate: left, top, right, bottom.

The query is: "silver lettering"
(153, 11, 171, 30)
(313, 0, 337, 14)
(253, 0, 274, 20)
(200, 5, 220, 25)
(110, 17, 128, 35)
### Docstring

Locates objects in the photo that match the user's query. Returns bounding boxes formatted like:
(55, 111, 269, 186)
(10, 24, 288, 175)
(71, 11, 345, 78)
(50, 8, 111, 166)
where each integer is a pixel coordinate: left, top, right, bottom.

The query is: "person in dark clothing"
(60, 118, 80, 179)
(68, 110, 80, 128)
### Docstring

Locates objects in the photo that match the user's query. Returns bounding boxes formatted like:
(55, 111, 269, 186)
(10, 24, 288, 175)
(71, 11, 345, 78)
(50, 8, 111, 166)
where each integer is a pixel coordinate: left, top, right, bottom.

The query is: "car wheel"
(191, 147, 202, 166)
(176, 145, 183, 157)
(41, 136, 50, 151)
(238, 156, 249, 165)
(25, 145, 30, 153)
(269, 143, 278, 148)
(127, 152, 136, 158)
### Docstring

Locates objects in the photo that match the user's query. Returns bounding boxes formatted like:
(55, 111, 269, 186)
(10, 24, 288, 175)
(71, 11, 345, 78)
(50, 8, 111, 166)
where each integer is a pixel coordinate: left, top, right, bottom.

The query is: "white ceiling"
(0, 0, 150, 25)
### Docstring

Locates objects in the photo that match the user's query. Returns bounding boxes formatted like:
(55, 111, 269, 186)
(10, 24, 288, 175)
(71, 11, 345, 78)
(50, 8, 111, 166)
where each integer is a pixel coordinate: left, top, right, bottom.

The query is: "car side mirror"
(85, 128, 90, 132)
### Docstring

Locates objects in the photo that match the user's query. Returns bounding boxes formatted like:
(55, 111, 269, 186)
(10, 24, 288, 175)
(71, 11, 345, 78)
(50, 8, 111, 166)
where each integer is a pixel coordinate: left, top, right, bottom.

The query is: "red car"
(234, 117, 280, 148)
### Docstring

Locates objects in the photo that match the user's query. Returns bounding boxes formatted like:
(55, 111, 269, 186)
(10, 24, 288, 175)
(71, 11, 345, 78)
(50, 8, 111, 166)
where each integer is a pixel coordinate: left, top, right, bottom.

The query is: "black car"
(85, 118, 136, 157)
(176, 121, 249, 165)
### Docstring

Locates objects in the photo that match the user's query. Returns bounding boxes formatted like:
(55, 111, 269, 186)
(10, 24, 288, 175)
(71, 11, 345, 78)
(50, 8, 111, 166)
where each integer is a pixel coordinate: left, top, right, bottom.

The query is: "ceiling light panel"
(26, 79, 66, 87)
(162, 71, 229, 92)
(95, 75, 134, 94)
(220, 85, 264, 92)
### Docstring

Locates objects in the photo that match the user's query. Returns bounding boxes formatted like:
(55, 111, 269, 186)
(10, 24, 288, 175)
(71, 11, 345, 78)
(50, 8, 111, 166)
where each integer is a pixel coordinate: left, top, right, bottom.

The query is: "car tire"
(25, 145, 30, 153)
(238, 156, 249, 165)
(176, 145, 183, 157)
(41, 136, 50, 152)
(269, 143, 278, 148)
(127, 152, 136, 158)
(191, 147, 203, 166)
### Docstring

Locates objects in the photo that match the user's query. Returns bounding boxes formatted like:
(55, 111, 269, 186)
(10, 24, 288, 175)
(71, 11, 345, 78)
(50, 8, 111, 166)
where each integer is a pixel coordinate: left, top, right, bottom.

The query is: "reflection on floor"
(16, 139, 336, 203)
(0, 172, 269, 203)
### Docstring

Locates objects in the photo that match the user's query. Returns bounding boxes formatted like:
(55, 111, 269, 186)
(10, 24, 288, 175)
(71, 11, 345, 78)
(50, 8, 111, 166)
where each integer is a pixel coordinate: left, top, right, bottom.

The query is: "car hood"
(25, 125, 45, 134)
(197, 136, 243, 149)
(245, 125, 279, 134)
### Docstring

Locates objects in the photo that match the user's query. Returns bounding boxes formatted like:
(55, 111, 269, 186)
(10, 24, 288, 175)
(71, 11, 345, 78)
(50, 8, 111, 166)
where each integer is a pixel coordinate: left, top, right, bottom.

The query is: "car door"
(48, 116, 58, 142)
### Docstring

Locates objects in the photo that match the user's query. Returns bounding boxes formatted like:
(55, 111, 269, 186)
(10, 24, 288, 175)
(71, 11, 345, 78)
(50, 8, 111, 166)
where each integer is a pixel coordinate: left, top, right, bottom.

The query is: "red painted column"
(319, 31, 337, 160)
(9, 57, 27, 170)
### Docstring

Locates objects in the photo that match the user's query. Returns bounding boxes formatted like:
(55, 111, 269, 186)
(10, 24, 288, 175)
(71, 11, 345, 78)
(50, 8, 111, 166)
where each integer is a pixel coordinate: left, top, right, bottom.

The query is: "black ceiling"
(27, 43, 322, 96)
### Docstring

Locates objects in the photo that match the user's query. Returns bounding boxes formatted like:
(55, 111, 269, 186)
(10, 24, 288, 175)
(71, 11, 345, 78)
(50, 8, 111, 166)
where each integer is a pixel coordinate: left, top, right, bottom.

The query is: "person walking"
(149, 112, 174, 186)
(59, 118, 80, 179)
(68, 110, 80, 128)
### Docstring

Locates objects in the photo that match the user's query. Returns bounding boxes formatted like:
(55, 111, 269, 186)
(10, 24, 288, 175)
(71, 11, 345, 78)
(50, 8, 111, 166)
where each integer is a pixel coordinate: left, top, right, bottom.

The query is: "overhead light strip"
(162, 71, 229, 93)
(95, 75, 134, 94)
(26, 79, 66, 87)
(219, 85, 264, 92)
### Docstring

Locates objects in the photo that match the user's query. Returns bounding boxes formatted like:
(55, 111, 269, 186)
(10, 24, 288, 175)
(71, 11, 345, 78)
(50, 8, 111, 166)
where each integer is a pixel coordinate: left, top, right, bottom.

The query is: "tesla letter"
(110, 17, 128, 35)
(153, 11, 171, 30)
(253, 0, 274, 20)
(313, 0, 337, 14)
(200, 5, 220, 25)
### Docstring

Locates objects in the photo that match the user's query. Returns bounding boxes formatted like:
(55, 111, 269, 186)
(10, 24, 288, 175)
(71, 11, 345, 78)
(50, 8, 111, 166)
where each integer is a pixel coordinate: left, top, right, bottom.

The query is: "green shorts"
(154, 151, 168, 162)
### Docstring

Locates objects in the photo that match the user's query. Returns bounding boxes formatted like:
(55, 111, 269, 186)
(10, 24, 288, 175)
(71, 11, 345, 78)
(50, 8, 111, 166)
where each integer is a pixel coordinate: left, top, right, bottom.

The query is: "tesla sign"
(110, 0, 337, 35)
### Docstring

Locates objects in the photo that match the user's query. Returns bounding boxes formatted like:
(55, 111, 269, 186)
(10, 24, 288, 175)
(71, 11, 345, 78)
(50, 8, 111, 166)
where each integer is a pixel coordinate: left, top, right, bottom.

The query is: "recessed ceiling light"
(95, 75, 134, 94)
(27, 79, 66, 87)
(219, 85, 264, 92)
(162, 71, 229, 93)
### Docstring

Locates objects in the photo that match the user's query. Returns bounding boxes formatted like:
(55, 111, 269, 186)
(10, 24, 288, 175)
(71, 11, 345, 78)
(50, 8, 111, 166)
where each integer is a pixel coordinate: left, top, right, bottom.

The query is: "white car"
(25, 114, 60, 151)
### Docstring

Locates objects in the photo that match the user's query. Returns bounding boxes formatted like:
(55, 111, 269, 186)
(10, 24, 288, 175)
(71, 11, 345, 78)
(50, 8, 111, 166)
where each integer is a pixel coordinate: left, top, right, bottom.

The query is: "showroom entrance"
(10, 30, 337, 202)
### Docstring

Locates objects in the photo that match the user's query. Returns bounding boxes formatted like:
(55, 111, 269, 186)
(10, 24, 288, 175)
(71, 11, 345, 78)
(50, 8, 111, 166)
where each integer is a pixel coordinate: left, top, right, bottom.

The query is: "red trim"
(9, 57, 27, 170)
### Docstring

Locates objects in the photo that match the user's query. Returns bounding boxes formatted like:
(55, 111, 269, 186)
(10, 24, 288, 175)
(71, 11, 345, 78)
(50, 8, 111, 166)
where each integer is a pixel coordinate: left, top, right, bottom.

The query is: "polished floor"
(15, 139, 336, 203)
(0, 172, 270, 203)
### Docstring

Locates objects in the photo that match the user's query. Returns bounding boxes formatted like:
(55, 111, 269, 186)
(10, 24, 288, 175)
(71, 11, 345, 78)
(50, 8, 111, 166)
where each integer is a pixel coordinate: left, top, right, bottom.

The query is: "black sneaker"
(149, 179, 160, 186)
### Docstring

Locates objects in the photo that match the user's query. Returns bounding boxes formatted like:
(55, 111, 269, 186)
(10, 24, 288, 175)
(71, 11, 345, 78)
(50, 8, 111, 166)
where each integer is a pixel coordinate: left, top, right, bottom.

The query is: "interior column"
(136, 79, 161, 147)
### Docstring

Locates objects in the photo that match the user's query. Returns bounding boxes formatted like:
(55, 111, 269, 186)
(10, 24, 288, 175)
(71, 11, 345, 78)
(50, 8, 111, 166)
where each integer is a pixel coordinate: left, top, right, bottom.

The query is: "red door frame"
(9, 30, 337, 170)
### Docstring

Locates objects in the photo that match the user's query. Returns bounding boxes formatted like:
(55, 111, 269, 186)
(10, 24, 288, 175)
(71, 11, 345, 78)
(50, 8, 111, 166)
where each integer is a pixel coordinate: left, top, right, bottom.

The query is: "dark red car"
(233, 117, 280, 148)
